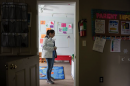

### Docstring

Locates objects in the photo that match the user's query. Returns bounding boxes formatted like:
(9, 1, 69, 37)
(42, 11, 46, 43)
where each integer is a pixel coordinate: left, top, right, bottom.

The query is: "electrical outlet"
(99, 77, 103, 83)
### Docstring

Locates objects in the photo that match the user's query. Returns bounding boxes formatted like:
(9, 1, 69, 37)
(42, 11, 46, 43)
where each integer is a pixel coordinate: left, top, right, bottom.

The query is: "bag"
(54, 41, 57, 58)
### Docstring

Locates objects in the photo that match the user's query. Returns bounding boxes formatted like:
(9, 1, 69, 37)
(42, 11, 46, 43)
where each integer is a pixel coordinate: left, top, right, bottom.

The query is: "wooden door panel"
(7, 55, 39, 86)
(15, 70, 26, 86)
(30, 65, 37, 86)
(20, 48, 31, 55)
(1, 48, 13, 55)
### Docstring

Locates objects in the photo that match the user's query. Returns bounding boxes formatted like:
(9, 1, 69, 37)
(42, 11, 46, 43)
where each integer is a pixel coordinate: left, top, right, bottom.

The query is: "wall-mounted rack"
(1, 1, 28, 47)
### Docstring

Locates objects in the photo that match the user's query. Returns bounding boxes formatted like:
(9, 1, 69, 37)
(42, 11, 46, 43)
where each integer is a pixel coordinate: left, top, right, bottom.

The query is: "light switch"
(82, 41, 86, 46)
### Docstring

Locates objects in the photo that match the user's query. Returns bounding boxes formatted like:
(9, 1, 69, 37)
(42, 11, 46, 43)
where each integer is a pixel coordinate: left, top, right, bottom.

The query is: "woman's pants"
(46, 51, 55, 80)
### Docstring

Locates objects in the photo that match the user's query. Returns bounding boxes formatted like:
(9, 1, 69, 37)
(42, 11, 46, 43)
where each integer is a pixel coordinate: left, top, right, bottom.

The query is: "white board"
(54, 36, 69, 48)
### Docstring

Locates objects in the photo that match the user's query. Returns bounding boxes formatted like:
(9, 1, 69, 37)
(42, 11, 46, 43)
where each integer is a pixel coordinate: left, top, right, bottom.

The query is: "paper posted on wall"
(121, 21, 130, 35)
(95, 19, 105, 33)
(110, 39, 121, 52)
(93, 37, 106, 52)
(109, 20, 119, 33)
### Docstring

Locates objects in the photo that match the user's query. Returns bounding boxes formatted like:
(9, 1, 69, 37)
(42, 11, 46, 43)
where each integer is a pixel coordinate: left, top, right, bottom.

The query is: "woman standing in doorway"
(42, 30, 57, 84)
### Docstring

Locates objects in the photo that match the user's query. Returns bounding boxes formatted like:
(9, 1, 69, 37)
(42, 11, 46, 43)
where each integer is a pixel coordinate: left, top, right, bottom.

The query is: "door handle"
(10, 64, 17, 69)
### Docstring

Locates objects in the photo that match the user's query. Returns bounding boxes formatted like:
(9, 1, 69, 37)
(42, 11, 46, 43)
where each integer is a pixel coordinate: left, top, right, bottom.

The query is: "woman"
(42, 30, 57, 84)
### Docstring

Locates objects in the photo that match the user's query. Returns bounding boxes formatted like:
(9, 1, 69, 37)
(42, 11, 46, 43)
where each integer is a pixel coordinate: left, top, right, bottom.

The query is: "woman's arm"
(42, 38, 54, 51)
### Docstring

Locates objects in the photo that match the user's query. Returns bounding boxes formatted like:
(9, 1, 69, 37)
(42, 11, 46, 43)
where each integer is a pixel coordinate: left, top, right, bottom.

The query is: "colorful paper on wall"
(63, 27, 68, 31)
(41, 34, 46, 38)
(41, 44, 43, 47)
(61, 23, 66, 27)
(67, 35, 70, 38)
(59, 28, 62, 32)
(49, 21, 54, 25)
(46, 24, 48, 27)
(46, 28, 51, 32)
(109, 20, 119, 33)
(95, 19, 105, 33)
(68, 24, 72, 29)
(121, 21, 130, 35)
(50, 25, 54, 28)
(63, 31, 67, 34)
(40, 21, 46, 25)
(40, 38, 43, 44)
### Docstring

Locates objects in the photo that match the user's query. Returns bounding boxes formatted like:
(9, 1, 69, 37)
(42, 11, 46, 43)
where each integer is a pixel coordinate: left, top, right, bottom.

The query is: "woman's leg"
(46, 58, 52, 81)
(50, 51, 55, 76)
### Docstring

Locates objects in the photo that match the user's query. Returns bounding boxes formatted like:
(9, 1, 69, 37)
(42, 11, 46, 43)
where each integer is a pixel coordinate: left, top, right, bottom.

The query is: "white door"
(6, 55, 39, 86)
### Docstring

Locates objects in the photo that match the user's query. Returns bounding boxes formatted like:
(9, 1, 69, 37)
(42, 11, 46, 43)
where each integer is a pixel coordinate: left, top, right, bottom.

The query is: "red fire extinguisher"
(78, 19, 87, 36)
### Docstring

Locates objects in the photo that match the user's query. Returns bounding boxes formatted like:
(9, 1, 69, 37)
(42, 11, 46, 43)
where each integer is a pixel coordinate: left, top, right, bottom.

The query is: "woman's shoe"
(51, 77, 55, 81)
(46, 80, 54, 84)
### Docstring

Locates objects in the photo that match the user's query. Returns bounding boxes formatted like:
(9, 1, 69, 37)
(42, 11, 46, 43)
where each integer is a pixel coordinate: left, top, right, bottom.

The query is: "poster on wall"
(49, 21, 54, 25)
(40, 20, 46, 25)
(95, 19, 105, 33)
(68, 24, 72, 29)
(108, 20, 119, 33)
(63, 31, 67, 34)
(61, 23, 66, 27)
(57, 22, 73, 34)
(40, 38, 43, 44)
(110, 39, 121, 52)
(93, 37, 106, 53)
(41, 34, 46, 38)
(48, 21, 55, 29)
(59, 28, 62, 32)
(121, 21, 130, 35)
(46, 28, 51, 32)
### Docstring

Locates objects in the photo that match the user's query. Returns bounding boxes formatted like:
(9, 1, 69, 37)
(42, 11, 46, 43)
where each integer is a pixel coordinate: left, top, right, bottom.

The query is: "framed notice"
(95, 19, 105, 33)
(108, 20, 119, 33)
(121, 21, 130, 35)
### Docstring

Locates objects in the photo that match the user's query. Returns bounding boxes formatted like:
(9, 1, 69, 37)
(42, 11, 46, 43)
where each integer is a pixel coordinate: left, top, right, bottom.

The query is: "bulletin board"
(91, 9, 130, 40)
(57, 22, 73, 34)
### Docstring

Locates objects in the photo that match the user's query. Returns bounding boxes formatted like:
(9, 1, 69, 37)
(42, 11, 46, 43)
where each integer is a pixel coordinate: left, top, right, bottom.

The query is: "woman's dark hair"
(46, 30, 55, 36)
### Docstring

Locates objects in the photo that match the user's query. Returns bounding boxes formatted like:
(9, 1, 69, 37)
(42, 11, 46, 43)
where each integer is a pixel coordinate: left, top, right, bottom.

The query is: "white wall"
(39, 5, 75, 14)
(38, 14, 75, 55)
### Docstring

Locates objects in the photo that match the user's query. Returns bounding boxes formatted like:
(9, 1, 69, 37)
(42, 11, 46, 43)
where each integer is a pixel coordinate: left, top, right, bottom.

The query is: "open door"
(6, 55, 39, 86)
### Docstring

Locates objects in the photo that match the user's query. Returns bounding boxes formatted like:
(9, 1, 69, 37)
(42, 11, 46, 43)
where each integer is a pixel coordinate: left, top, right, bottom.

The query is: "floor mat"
(39, 66, 65, 80)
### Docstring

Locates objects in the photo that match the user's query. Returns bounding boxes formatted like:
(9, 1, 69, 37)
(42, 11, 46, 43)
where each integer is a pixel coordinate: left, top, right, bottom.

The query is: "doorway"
(37, 1, 79, 86)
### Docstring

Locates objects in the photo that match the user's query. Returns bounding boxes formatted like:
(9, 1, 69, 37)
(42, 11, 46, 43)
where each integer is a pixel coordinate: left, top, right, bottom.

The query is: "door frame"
(36, 1, 79, 86)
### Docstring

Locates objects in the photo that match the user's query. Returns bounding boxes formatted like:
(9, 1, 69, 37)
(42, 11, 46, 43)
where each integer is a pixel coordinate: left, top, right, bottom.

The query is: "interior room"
(1, 0, 130, 86)
(38, 3, 75, 86)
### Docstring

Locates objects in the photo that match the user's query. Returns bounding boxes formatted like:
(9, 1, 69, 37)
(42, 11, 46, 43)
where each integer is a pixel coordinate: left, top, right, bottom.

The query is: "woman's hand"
(54, 47, 57, 51)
